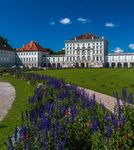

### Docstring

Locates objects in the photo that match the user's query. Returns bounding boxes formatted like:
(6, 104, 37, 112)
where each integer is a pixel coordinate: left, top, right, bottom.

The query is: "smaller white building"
(46, 55, 65, 68)
(16, 41, 49, 68)
(108, 53, 134, 68)
(0, 46, 15, 67)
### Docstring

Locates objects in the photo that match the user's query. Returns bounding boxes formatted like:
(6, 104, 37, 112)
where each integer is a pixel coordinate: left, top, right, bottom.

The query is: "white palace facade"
(0, 33, 134, 68)
(47, 33, 108, 68)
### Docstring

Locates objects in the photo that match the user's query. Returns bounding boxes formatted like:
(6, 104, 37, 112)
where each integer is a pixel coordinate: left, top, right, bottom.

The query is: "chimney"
(30, 43, 32, 48)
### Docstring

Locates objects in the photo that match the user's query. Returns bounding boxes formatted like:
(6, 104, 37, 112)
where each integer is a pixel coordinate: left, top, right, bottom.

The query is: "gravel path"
(0, 82, 16, 121)
(79, 87, 117, 113)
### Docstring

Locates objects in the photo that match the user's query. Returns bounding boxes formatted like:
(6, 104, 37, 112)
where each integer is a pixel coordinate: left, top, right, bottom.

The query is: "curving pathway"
(0, 82, 16, 121)
(78, 86, 117, 113)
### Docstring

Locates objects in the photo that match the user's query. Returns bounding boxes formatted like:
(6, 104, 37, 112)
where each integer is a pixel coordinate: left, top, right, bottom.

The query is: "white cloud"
(49, 21, 55, 26)
(59, 18, 72, 25)
(105, 22, 118, 28)
(129, 44, 134, 50)
(77, 17, 91, 24)
(114, 47, 124, 53)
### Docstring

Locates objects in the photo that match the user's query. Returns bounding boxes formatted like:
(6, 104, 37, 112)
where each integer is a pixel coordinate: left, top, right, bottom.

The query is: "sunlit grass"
(29, 68, 134, 96)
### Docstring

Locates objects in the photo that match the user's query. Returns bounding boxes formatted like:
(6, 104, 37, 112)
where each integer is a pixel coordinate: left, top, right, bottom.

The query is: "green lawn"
(30, 68, 134, 96)
(0, 77, 34, 149)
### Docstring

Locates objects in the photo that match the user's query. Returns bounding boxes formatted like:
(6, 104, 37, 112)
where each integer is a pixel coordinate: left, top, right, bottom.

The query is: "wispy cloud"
(105, 22, 118, 28)
(129, 44, 134, 50)
(59, 18, 72, 25)
(77, 17, 91, 24)
(113, 47, 124, 53)
(49, 21, 55, 26)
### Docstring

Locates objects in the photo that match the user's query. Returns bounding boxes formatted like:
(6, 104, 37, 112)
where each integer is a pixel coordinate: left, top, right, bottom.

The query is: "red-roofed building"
(16, 41, 49, 68)
(17, 41, 48, 52)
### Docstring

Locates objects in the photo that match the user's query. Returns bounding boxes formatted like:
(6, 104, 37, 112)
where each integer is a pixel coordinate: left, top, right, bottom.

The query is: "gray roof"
(108, 53, 134, 56)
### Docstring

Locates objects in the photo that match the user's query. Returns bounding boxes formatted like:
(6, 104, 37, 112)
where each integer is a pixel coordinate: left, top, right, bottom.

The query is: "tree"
(56, 49, 65, 54)
(0, 36, 12, 48)
(45, 48, 57, 55)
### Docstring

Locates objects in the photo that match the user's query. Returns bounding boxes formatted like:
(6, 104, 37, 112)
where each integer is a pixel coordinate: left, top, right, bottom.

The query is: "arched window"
(87, 50, 90, 55)
(82, 56, 86, 61)
(87, 56, 90, 61)
(82, 50, 85, 55)
(77, 56, 80, 61)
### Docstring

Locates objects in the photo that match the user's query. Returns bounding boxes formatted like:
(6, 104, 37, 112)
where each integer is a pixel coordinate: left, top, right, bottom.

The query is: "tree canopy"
(46, 48, 65, 55)
(0, 36, 12, 48)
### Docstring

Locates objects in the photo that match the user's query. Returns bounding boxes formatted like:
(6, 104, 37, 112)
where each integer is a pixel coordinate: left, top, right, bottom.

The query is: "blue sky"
(0, 0, 134, 52)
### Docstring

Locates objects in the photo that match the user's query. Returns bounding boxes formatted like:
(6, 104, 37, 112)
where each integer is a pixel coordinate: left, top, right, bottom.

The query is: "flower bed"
(2, 71, 134, 149)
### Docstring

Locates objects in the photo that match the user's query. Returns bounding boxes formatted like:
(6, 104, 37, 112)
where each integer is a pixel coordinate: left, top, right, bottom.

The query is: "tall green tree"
(0, 36, 12, 48)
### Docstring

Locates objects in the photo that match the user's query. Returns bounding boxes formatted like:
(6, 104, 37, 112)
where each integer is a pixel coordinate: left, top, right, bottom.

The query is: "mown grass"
(0, 76, 34, 149)
(29, 68, 134, 96)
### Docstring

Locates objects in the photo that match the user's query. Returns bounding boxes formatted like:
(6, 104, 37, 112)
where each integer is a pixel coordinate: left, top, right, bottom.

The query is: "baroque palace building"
(0, 33, 134, 68)
(47, 33, 108, 68)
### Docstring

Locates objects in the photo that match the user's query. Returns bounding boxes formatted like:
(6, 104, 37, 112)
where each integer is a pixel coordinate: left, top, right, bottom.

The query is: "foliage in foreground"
(1, 71, 134, 150)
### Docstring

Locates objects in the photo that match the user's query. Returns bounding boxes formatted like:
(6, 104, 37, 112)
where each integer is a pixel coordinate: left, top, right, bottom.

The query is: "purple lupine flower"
(55, 117, 59, 139)
(121, 116, 126, 127)
(122, 87, 127, 102)
(82, 97, 85, 109)
(42, 116, 50, 129)
(8, 136, 13, 149)
(43, 128, 47, 150)
(24, 140, 26, 150)
(37, 127, 40, 142)
(28, 141, 30, 150)
(89, 96, 95, 110)
(58, 141, 65, 150)
(118, 106, 122, 120)
(65, 116, 69, 125)
(27, 127, 30, 141)
(71, 111, 75, 124)
(128, 93, 133, 104)
(51, 123, 55, 139)
(107, 126, 112, 142)
(112, 119, 119, 129)
(92, 119, 98, 132)
(115, 92, 120, 106)
(104, 114, 109, 125)
(14, 127, 18, 142)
